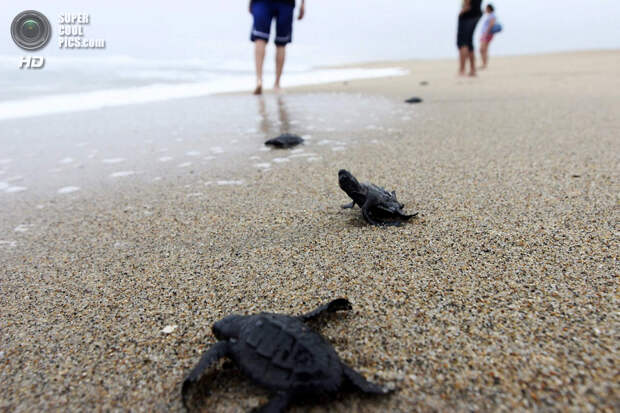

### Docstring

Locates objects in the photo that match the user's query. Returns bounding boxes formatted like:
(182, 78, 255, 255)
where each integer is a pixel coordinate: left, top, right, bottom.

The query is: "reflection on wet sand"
(257, 95, 291, 137)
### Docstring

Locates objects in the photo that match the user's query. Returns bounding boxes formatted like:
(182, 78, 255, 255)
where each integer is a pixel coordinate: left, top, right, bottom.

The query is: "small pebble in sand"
(14, 225, 29, 233)
(162, 325, 177, 334)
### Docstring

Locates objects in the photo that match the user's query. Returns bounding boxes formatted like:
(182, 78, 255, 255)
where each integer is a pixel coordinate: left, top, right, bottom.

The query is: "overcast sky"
(2, 1, 619, 64)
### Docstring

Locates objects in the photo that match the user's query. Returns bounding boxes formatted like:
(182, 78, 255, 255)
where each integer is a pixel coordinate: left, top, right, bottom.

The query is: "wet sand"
(1, 51, 618, 412)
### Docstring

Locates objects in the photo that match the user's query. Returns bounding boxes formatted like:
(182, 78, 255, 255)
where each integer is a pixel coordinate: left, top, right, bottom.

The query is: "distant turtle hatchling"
(265, 134, 304, 148)
(339, 169, 418, 227)
(404, 97, 423, 104)
(182, 298, 393, 412)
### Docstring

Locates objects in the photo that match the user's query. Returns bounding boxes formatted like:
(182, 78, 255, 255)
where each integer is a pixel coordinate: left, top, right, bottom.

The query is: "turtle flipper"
(342, 364, 393, 395)
(182, 341, 230, 409)
(341, 201, 355, 209)
(298, 298, 352, 322)
(252, 391, 292, 413)
(398, 211, 418, 220)
(361, 204, 382, 226)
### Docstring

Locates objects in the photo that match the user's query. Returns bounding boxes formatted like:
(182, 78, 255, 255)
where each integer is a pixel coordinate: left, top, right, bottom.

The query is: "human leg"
(468, 48, 477, 77)
(273, 3, 294, 90)
(457, 18, 468, 75)
(254, 40, 267, 94)
(274, 46, 286, 91)
(480, 40, 488, 69)
(459, 46, 469, 76)
(250, 1, 273, 95)
(465, 17, 480, 76)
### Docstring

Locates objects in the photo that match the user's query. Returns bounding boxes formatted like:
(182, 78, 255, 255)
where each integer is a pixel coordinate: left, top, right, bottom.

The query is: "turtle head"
(212, 314, 244, 340)
(338, 169, 360, 194)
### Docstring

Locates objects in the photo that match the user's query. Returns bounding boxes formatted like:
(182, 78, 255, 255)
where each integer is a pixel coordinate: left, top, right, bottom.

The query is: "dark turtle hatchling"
(339, 169, 418, 227)
(265, 134, 304, 149)
(182, 298, 392, 412)
(404, 97, 423, 104)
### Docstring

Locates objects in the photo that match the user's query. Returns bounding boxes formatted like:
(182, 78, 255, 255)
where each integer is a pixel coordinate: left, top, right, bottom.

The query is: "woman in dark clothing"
(457, 0, 482, 77)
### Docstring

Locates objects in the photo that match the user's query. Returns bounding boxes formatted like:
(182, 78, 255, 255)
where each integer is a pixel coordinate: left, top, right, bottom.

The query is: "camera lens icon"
(11, 10, 51, 51)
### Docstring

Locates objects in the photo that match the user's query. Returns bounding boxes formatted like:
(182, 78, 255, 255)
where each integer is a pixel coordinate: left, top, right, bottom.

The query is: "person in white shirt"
(479, 4, 497, 70)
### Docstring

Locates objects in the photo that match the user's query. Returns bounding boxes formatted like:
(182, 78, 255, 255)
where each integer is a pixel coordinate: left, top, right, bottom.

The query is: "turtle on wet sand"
(404, 97, 423, 104)
(265, 134, 304, 148)
(338, 169, 418, 227)
(182, 298, 393, 412)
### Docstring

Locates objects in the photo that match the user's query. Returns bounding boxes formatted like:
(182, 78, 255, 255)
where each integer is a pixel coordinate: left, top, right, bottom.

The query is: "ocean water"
(0, 55, 406, 121)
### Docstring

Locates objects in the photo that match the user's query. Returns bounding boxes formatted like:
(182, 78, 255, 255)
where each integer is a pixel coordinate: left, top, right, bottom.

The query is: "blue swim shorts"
(250, 1, 295, 46)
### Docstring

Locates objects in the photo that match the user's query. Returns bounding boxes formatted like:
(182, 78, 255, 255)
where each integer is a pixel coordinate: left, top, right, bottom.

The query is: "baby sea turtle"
(265, 134, 304, 149)
(404, 97, 423, 104)
(182, 298, 392, 412)
(339, 169, 418, 227)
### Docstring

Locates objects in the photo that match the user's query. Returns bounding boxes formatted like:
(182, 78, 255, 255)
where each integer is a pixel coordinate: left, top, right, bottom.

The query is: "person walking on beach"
(457, 0, 483, 76)
(479, 4, 497, 70)
(249, 0, 305, 95)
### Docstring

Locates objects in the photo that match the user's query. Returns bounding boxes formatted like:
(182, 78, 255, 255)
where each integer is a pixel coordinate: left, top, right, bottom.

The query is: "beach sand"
(0, 51, 618, 412)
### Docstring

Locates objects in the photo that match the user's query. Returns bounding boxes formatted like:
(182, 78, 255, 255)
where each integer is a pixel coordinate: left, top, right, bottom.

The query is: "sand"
(0, 51, 618, 412)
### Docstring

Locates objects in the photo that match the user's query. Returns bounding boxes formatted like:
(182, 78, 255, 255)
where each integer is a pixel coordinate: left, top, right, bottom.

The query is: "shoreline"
(1, 50, 618, 412)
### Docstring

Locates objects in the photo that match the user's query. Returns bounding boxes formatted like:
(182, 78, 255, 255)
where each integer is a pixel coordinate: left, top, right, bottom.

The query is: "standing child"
(479, 4, 498, 70)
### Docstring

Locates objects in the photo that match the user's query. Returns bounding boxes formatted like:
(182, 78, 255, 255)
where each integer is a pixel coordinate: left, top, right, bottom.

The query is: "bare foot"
(458, 70, 466, 77)
(468, 71, 477, 77)
(273, 84, 282, 94)
(253, 85, 263, 95)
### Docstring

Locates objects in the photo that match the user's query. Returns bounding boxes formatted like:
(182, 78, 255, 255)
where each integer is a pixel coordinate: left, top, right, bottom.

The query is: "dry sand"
(1, 51, 618, 412)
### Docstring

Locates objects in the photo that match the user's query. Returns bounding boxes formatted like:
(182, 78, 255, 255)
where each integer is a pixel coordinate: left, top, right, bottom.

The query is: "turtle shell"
(367, 184, 404, 212)
(233, 313, 343, 394)
(265, 134, 304, 148)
